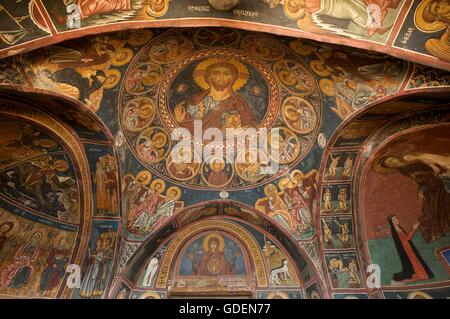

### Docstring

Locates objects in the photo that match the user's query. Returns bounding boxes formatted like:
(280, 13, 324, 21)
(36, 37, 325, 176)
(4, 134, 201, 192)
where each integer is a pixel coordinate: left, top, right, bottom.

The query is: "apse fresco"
(124, 215, 310, 298)
(0, 118, 80, 223)
(0, 96, 120, 299)
(0, 23, 449, 299)
(363, 126, 450, 286)
(0, 153, 80, 222)
(177, 232, 248, 277)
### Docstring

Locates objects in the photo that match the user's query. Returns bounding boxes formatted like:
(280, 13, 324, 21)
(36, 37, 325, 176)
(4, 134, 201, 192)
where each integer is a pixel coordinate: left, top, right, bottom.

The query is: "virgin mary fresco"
(179, 233, 246, 277)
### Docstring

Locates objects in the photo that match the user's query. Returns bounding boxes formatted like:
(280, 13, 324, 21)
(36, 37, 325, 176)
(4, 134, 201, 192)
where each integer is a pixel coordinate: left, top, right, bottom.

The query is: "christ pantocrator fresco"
(173, 59, 257, 132)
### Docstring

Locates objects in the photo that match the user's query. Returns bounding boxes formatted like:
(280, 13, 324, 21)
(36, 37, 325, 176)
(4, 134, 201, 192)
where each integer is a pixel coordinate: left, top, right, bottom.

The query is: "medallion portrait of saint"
(415, 0, 450, 62)
(201, 156, 234, 188)
(122, 97, 156, 132)
(136, 127, 170, 164)
(166, 146, 201, 181)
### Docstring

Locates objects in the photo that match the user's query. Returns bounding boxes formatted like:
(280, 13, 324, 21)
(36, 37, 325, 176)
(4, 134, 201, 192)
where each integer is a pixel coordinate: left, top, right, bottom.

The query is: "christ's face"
(208, 66, 234, 91)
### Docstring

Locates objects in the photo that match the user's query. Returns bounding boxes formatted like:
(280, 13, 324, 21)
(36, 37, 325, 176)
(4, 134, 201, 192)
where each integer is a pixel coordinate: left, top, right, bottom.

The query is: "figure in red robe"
(39, 245, 69, 294)
(206, 159, 229, 187)
(388, 215, 434, 283)
(173, 61, 257, 133)
(195, 238, 235, 276)
(78, 0, 131, 19)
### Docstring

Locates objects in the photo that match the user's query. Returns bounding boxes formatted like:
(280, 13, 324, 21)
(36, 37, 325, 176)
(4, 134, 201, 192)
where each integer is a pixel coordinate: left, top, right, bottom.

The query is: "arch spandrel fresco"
(0, 22, 449, 299)
(0, 93, 121, 299)
(319, 97, 450, 299)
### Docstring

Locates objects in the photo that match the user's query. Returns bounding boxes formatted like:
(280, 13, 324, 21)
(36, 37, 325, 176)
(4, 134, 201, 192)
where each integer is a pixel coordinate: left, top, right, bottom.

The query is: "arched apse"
(317, 90, 450, 299)
(111, 200, 327, 299)
(0, 88, 122, 299)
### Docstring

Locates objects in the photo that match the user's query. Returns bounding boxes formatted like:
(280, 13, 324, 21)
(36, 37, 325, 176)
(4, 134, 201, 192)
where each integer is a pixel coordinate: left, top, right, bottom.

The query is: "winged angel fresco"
(46, 0, 170, 29)
(280, 0, 402, 39)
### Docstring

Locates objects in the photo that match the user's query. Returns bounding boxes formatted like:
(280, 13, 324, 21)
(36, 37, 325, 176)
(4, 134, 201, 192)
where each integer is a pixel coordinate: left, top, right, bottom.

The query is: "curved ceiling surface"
(0, 0, 449, 72)
(0, 20, 448, 299)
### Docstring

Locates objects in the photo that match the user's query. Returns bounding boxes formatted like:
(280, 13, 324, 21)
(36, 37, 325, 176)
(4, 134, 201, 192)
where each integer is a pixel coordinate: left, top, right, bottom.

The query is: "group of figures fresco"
(255, 169, 318, 240)
(119, 28, 321, 191)
(0, 207, 76, 297)
(317, 112, 450, 298)
(0, 119, 80, 223)
(0, 116, 80, 298)
(318, 149, 364, 291)
(122, 170, 183, 239)
(0, 99, 121, 299)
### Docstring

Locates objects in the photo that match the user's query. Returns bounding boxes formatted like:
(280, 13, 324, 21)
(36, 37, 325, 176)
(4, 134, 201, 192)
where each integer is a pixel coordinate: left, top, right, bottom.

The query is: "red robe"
(78, 0, 131, 19)
(395, 227, 430, 281)
(207, 170, 229, 186)
(180, 91, 257, 132)
(196, 251, 234, 276)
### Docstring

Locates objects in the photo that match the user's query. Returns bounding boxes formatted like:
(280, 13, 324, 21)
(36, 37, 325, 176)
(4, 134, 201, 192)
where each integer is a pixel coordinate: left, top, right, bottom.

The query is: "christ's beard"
(211, 83, 230, 91)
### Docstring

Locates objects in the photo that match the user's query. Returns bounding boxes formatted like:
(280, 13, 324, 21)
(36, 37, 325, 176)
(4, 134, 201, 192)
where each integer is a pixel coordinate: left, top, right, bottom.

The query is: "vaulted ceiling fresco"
(0, 4, 449, 299)
(1, 0, 450, 72)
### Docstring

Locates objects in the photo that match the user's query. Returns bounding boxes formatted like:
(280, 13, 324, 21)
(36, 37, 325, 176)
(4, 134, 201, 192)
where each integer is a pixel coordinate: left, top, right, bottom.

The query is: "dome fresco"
(0, 0, 448, 300)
